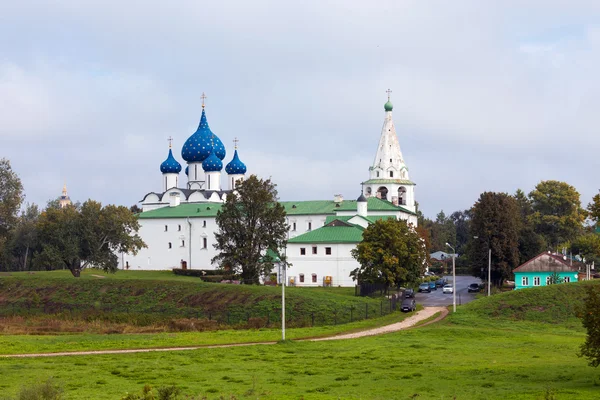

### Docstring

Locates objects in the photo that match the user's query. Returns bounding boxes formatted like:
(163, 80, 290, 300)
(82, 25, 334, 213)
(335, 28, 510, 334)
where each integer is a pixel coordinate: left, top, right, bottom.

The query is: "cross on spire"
(201, 92, 207, 109)
(233, 137, 239, 150)
(386, 89, 392, 101)
(167, 136, 173, 148)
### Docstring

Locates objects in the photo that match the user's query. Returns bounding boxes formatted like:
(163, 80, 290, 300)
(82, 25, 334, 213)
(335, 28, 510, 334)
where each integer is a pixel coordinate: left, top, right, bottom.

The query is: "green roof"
(362, 179, 415, 185)
(288, 225, 364, 244)
(139, 203, 222, 219)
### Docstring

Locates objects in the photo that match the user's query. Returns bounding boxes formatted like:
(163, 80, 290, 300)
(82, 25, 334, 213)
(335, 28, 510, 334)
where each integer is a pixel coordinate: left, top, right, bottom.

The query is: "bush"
(172, 269, 225, 277)
(13, 378, 62, 400)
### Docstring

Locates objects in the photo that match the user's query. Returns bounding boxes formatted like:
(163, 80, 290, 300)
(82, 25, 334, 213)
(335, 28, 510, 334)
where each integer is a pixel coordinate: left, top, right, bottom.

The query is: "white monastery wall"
(286, 243, 358, 287)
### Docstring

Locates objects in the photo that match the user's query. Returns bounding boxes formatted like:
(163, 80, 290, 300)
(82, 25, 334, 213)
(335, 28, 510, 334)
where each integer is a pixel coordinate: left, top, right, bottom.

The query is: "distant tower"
(59, 183, 72, 208)
(160, 137, 182, 191)
(225, 138, 247, 190)
(362, 90, 416, 212)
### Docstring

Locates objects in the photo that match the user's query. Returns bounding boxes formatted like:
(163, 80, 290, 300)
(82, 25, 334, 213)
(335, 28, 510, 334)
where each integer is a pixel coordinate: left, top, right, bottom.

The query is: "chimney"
(334, 194, 343, 203)
(169, 192, 181, 207)
(391, 196, 399, 206)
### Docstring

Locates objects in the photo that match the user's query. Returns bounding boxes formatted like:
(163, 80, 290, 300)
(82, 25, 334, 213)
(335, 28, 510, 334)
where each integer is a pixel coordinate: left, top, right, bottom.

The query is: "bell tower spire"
(361, 90, 416, 212)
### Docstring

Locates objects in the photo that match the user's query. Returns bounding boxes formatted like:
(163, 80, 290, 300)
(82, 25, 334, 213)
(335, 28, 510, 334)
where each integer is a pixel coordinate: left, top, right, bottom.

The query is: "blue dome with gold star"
(181, 108, 226, 162)
(225, 150, 247, 175)
(160, 148, 182, 174)
(202, 150, 223, 172)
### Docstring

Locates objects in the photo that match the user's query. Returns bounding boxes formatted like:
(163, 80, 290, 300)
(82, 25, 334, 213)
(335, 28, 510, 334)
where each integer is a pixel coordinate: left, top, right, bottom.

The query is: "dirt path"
(1, 307, 448, 359)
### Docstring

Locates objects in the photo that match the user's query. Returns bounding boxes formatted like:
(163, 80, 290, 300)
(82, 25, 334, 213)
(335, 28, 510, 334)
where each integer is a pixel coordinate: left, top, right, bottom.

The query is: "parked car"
(404, 288, 415, 298)
(435, 278, 446, 287)
(401, 298, 416, 312)
(428, 281, 437, 291)
(468, 283, 480, 292)
(442, 284, 453, 294)
(418, 283, 430, 293)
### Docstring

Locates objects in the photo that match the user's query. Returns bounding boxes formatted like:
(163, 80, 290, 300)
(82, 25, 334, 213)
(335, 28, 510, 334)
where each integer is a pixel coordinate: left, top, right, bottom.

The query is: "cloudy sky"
(1, 1, 599, 218)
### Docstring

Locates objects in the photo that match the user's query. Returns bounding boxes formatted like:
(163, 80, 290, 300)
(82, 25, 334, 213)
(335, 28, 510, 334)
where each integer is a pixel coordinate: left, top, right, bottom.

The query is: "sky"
(1, 1, 600, 218)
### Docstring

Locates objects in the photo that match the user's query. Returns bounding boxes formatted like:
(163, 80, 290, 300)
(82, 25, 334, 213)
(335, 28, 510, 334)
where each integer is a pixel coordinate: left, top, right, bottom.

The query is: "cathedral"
(121, 92, 418, 287)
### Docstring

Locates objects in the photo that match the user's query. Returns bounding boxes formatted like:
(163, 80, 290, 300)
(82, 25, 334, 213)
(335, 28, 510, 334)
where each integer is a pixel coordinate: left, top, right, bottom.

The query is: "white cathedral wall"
(286, 215, 328, 239)
(286, 243, 358, 287)
(119, 217, 220, 271)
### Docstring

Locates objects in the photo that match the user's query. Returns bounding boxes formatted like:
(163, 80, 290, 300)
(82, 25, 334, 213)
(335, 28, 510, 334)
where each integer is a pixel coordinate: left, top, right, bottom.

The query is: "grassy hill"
(0, 269, 396, 332)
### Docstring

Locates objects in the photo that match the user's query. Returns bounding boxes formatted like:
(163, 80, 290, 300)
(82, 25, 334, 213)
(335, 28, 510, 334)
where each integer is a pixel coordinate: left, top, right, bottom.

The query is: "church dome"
(357, 193, 367, 202)
(181, 109, 227, 162)
(384, 100, 393, 112)
(160, 149, 182, 174)
(202, 151, 223, 172)
(185, 166, 188, 176)
(225, 150, 247, 175)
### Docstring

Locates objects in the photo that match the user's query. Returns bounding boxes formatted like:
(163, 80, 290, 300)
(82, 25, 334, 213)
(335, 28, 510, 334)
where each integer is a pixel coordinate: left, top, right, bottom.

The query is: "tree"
(529, 180, 586, 249)
(469, 192, 520, 286)
(212, 175, 288, 284)
(351, 219, 427, 288)
(4, 203, 40, 271)
(429, 210, 456, 252)
(35, 201, 146, 277)
(514, 189, 546, 264)
(579, 285, 600, 367)
(0, 159, 24, 257)
(450, 210, 471, 255)
(571, 233, 600, 266)
(588, 193, 600, 227)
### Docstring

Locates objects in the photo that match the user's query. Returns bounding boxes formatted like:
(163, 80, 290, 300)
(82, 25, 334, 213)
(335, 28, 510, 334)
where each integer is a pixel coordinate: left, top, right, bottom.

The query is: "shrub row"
(172, 268, 226, 277)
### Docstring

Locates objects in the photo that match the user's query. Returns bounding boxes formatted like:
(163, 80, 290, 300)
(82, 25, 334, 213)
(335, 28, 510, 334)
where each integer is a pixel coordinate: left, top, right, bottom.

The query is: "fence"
(0, 294, 404, 329)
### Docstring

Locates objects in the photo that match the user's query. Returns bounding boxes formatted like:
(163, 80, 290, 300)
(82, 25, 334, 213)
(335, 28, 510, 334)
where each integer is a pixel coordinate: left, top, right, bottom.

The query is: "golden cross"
(233, 137, 239, 150)
(201, 92, 207, 108)
(386, 88, 392, 101)
(167, 136, 173, 148)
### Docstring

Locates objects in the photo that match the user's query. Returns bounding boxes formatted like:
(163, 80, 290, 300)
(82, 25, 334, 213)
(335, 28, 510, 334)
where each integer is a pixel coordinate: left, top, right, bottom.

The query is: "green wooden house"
(513, 252, 580, 290)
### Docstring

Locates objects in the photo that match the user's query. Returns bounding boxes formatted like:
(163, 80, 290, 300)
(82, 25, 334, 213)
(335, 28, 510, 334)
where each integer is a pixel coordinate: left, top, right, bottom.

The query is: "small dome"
(185, 166, 189, 176)
(225, 150, 247, 175)
(202, 151, 223, 172)
(384, 101, 393, 112)
(181, 109, 227, 162)
(357, 193, 367, 202)
(160, 149, 182, 174)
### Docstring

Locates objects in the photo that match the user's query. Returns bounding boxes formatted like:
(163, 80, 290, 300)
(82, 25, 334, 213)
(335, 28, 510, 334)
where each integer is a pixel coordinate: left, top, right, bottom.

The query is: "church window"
(203, 220, 207, 228)
(312, 273, 317, 283)
(390, 158, 392, 162)
(180, 240, 185, 247)
(195, 165, 197, 179)
(202, 238, 207, 249)
(376, 171, 379, 177)
(299, 274, 305, 283)
(292, 222, 297, 231)
(308, 222, 312, 231)
(300, 248, 306, 255)
(168, 242, 172, 249)
(164, 225, 168, 232)
(178, 225, 181, 231)
(312, 246, 317, 254)
(208, 175, 211, 190)
(389, 171, 393, 177)
(325, 247, 332, 255)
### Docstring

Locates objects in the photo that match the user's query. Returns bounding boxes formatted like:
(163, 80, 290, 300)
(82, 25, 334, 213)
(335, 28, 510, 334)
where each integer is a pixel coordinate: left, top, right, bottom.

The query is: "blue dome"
(202, 151, 223, 172)
(185, 166, 188, 176)
(225, 150, 247, 175)
(160, 149, 182, 174)
(181, 109, 227, 162)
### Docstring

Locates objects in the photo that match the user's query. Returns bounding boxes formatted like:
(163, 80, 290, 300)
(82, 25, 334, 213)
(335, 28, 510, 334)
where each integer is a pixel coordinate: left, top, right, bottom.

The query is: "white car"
(442, 284, 454, 294)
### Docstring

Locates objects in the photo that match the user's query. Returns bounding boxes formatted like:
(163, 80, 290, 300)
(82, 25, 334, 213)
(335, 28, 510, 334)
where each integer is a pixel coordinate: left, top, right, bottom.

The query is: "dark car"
(418, 283, 430, 293)
(428, 281, 437, 291)
(468, 283, 480, 292)
(404, 288, 415, 298)
(401, 298, 416, 312)
(435, 278, 446, 287)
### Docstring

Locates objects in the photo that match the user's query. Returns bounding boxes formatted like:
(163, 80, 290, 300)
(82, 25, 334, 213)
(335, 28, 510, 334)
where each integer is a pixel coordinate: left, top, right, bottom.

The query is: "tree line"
(0, 158, 145, 277)
(417, 180, 600, 286)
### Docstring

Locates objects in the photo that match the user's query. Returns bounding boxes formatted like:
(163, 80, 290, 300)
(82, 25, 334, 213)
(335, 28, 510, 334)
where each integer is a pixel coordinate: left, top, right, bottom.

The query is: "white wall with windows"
(286, 243, 358, 287)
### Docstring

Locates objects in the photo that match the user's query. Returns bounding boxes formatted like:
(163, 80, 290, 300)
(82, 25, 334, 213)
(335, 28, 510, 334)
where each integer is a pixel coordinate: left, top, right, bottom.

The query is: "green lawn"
(0, 318, 596, 399)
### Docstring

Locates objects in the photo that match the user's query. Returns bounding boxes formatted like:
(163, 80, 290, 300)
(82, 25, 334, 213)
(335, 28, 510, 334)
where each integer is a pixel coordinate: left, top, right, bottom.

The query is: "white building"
(121, 92, 418, 286)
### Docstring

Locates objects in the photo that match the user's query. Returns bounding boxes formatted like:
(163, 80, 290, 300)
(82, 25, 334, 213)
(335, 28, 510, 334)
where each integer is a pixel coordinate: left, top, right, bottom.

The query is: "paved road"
(415, 275, 482, 307)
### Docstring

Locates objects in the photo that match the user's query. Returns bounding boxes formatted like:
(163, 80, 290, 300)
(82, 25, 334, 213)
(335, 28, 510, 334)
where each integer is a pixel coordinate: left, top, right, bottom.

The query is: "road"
(415, 275, 482, 307)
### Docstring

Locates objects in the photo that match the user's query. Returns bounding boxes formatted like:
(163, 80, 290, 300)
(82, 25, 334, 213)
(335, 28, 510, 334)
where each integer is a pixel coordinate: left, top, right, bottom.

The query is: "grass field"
(1, 273, 599, 399)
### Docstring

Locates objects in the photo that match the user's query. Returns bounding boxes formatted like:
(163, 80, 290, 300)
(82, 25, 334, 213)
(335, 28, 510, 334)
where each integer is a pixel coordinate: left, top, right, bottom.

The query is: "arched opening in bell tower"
(398, 186, 407, 205)
(376, 186, 388, 201)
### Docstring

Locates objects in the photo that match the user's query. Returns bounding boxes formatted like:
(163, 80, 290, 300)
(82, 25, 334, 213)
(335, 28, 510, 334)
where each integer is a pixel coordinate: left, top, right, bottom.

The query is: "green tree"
(0, 159, 24, 262)
(4, 203, 40, 271)
(351, 219, 427, 288)
(514, 189, 546, 264)
(35, 201, 146, 277)
(470, 192, 520, 286)
(529, 180, 586, 249)
(571, 233, 600, 266)
(579, 285, 600, 367)
(212, 175, 288, 284)
(587, 192, 600, 227)
(429, 210, 456, 252)
(450, 210, 471, 255)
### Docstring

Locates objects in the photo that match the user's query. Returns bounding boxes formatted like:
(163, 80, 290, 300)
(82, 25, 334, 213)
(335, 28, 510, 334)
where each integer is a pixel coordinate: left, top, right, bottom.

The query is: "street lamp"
(445, 243, 456, 313)
(473, 236, 491, 296)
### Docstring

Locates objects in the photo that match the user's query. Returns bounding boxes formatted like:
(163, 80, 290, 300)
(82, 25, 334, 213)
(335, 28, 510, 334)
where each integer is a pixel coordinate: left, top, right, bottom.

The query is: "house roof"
(513, 252, 583, 273)
(139, 203, 222, 219)
(281, 197, 413, 215)
(362, 178, 415, 186)
(288, 224, 365, 244)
